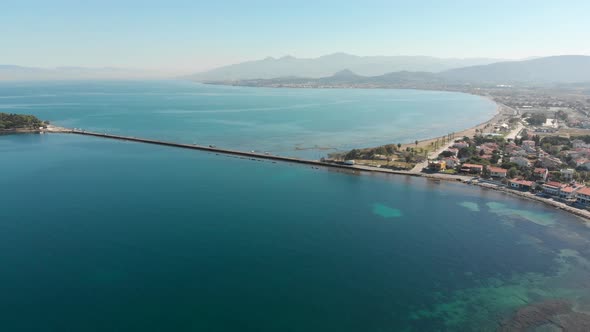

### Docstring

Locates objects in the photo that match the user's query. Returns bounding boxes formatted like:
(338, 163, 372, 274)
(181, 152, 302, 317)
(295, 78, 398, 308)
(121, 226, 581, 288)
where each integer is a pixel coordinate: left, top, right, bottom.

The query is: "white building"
(576, 187, 590, 206)
(442, 157, 460, 168)
(488, 166, 507, 178)
(572, 139, 590, 149)
(560, 168, 575, 181)
(521, 140, 537, 153)
(510, 156, 531, 168)
(538, 155, 563, 169)
(452, 141, 469, 149)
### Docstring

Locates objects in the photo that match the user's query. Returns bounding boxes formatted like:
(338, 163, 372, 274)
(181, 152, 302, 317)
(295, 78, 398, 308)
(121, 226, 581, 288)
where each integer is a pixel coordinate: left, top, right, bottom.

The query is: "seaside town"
(327, 91, 590, 217)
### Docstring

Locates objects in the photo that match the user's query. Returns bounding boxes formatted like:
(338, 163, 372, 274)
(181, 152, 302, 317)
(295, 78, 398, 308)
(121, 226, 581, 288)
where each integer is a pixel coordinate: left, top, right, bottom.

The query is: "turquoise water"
(2, 133, 590, 331)
(0, 80, 496, 158)
(2, 82, 590, 331)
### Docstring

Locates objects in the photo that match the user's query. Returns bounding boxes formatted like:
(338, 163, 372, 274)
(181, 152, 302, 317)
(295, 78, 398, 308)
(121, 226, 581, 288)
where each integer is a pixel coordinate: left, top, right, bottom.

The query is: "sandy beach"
(400, 100, 515, 151)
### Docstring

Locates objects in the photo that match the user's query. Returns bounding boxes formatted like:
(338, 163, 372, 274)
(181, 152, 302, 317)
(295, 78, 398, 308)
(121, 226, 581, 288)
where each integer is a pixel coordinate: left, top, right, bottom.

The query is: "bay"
(0, 80, 496, 158)
(1, 81, 589, 331)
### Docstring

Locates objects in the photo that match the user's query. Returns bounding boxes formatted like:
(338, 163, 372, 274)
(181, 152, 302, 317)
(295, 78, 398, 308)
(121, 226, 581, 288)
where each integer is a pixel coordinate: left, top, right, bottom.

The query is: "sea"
(0, 80, 497, 158)
(1, 81, 589, 331)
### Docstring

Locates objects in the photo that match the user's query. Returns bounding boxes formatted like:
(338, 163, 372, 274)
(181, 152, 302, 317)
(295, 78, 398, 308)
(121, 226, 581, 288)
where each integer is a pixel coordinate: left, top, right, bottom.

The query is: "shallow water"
(1, 133, 590, 331)
(0, 80, 496, 158)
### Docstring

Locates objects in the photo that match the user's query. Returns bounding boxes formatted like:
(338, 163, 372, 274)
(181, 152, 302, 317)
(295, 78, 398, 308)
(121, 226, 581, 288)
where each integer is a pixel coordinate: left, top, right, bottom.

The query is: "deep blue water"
(1, 133, 590, 331)
(0, 80, 496, 158)
(1, 81, 589, 331)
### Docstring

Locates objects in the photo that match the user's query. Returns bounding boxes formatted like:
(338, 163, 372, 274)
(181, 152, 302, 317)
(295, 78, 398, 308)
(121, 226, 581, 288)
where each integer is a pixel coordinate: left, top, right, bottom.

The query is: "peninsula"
(0, 113, 46, 132)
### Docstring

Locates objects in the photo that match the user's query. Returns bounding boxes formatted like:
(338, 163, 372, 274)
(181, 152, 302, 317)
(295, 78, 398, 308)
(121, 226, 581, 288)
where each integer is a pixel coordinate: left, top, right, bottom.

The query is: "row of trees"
(0, 113, 45, 130)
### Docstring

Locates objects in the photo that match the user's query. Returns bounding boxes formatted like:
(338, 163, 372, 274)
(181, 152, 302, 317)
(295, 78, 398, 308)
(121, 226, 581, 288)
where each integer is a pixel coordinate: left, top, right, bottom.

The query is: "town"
(327, 93, 590, 215)
(427, 132, 590, 209)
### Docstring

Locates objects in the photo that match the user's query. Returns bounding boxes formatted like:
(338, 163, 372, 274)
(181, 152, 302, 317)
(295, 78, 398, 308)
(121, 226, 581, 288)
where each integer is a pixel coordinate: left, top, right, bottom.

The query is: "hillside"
(185, 53, 503, 81)
(440, 55, 590, 84)
(210, 55, 590, 87)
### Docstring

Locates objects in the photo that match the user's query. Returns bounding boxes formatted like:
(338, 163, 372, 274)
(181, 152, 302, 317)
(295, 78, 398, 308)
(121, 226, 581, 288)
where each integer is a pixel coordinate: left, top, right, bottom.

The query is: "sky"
(2, 0, 590, 74)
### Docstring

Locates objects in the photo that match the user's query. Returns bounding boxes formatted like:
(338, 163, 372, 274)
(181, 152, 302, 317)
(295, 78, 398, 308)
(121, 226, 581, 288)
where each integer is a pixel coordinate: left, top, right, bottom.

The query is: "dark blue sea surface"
(1, 133, 590, 331)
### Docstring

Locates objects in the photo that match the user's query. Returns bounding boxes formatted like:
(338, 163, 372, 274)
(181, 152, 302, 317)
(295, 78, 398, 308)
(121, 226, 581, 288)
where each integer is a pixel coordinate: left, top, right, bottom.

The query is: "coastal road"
(505, 122, 524, 141)
(410, 121, 524, 173)
(409, 143, 453, 173)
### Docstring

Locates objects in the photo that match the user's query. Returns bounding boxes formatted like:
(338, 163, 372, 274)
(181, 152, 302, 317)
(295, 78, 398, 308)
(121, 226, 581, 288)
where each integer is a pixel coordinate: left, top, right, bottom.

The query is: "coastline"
(0, 128, 43, 135)
(3, 125, 588, 222)
(41, 129, 590, 222)
(204, 82, 509, 152)
(2, 89, 587, 222)
(475, 182, 590, 221)
(400, 97, 511, 151)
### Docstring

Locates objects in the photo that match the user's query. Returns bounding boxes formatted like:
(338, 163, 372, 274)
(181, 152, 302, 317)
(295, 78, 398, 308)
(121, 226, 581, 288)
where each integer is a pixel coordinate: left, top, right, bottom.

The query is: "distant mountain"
(0, 65, 167, 81)
(316, 69, 364, 84)
(216, 69, 446, 89)
(185, 53, 504, 81)
(211, 55, 590, 87)
(440, 55, 590, 83)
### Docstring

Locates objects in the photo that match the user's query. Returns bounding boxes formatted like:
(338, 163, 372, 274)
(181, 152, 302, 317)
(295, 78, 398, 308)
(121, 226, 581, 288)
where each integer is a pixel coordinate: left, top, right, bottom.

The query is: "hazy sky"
(2, 0, 590, 73)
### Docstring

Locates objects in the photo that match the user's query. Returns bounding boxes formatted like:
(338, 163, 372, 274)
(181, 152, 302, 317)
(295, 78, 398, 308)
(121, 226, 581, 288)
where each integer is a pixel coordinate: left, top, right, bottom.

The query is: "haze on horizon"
(2, 0, 590, 75)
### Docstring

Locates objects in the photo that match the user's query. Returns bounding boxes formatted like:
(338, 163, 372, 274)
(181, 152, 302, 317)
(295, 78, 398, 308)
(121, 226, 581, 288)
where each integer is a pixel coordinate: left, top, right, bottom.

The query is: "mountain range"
(440, 55, 590, 83)
(184, 53, 505, 81)
(200, 55, 590, 86)
(2, 54, 590, 84)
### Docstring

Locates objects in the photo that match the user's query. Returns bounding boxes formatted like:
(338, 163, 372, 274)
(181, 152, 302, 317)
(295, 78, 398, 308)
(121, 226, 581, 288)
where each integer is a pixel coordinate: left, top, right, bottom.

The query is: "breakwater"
(37, 129, 590, 222)
(69, 129, 453, 179)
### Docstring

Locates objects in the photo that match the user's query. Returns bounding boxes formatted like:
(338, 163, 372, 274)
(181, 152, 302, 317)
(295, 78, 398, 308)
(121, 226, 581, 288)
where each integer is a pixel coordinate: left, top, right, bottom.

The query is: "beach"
(400, 101, 514, 151)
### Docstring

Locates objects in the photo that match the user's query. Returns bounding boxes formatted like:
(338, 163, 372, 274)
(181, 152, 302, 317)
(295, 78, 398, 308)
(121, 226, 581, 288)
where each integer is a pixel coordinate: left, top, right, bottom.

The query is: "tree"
(0, 113, 44, 130)
(522, 169, 533, 181)
(508, 167, 518, 178)
(501, 161, 519, 170)
(415, 140, 418, 146)
(526, 113, 547, 126)
(375, 146, 387, 155)
(573, 135, 590, 144)
(482, 166, 491, 179)
(458, 147, 473, 159)
(345, 149, 360, 160)
(439, 150, 454, 158)
(490, 152, 501, 164)
(397, 143, 401, 149)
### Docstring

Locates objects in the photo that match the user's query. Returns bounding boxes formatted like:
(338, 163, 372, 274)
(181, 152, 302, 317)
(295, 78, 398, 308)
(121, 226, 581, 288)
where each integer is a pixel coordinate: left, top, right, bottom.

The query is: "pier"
(40, 129, 590, 221)
(71, 129, 340, 166)
(67, 129, 458, 180)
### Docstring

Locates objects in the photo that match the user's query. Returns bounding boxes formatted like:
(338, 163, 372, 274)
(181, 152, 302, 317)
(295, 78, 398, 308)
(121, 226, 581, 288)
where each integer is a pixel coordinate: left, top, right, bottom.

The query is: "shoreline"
(7, 128, 587, 222)
(0, 128, 43, 134)
(400, 98, 511, 151)
(474, 182, 590, 221)
(204, 82, 509, 151)
(2, 91, 586, 222)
